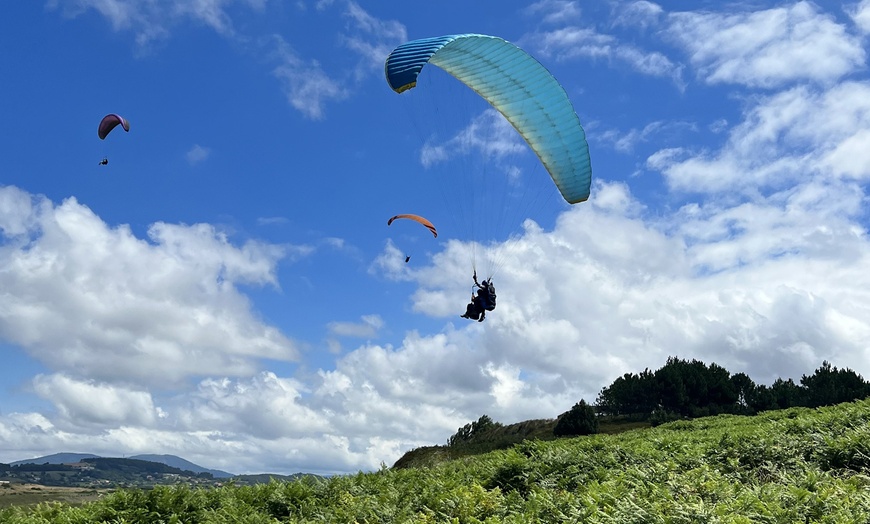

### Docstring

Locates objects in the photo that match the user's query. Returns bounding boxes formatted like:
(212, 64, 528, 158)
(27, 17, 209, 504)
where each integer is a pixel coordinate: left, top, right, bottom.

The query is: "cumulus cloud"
(321, 176, 870, 453)
(33, 374, 162, 429)
(15, 0, 870, 477)
(667, 1, 866, 88)
(370, 239, 415, 281)
(0, 187, 300, 387)
(422, 181, 869, 387)
(173, 373, 329, 439)
(4, 164, 870, 472)
(312, 331, 501, 438)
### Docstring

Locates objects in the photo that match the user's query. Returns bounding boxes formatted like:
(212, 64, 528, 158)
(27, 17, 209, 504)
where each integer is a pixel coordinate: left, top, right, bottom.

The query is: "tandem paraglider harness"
(474, 280, 496, 312)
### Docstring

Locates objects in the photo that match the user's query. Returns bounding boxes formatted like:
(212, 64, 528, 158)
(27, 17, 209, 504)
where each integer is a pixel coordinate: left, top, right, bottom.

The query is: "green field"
(0, 483, 109, 509)
(3, 399, 870, 522)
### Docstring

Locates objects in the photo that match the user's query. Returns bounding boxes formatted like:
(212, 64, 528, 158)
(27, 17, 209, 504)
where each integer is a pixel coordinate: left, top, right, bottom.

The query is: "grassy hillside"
(2, 399, 869, 522)
(394, 416, 650, 469)
(230, 473, 324, 485)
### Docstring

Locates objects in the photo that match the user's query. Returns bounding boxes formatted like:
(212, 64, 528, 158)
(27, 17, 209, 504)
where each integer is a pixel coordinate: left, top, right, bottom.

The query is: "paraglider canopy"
(385, 33, 592, 205)
(387, 214, 438, 238)
(98, 114, 130, 140)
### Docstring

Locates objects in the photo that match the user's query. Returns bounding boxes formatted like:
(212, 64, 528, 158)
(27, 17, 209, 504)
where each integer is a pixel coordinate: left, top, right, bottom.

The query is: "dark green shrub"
(554, 400, 599, 436)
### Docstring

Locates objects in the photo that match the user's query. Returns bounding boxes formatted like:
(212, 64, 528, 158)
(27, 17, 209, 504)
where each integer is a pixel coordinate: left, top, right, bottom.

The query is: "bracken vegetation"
(2, 398, 870, 522)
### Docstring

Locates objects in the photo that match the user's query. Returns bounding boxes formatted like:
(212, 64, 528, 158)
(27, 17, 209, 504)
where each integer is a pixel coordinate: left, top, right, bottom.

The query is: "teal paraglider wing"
(385, 34, 591, 204)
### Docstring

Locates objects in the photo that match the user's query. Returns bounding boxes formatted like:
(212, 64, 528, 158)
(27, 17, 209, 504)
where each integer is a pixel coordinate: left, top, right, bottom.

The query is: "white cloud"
(671, 181, 866, 272)
(171, 0, 234, 36)
(370, 239, 416, 281)
(270, 36, 348, 120)
(0, 185, 40, 236)
(524, 26, 684, 86)
(0, 188, 300, 388)
(709, 119, 728, 134)
(312, 332, 501, 436)
(447, 185, 867, 384)
(33, 374, 161, 428)
(420, 109, 527, 168)
(612, 1, 663, 29)
(46, 0, 137, 32)
(46, 0, 267, 47)
(851, 0, 870, 33)
(667, 1, 865, 88)
(524, 0, 582, 25)
(272, 1, 406, 117)
(256, 216, 289, 226)
(653, 82, 870, 195)
(599, 120, 697, 153)
(327, 314, 384, 338)
(341, 1, 407, 73)
(173, 373, 329, 439)
(185, 144, 211, 165)
(819, 128, 870, 179)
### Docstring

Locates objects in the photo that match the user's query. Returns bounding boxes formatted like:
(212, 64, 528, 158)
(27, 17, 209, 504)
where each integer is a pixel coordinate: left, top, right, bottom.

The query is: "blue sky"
(2, 0, 870, 476)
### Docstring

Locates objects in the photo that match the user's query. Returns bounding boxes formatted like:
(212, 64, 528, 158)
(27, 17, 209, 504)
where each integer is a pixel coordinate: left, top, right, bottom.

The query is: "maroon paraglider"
(98, 114, 130, 140)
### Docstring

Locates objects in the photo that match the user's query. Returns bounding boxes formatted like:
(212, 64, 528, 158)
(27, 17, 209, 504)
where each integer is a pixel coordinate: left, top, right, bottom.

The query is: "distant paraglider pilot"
(460, 271, 496, 322)
(97, 113, 129, 167)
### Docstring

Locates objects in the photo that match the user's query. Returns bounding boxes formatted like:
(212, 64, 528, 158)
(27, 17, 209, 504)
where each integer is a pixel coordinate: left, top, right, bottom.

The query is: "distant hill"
(9, 453, 233, 478)
(129, 454, 234, 478)
(8, 453, 325, 484)
(10, 453, 100, 466)
(0, 456, 223, 488)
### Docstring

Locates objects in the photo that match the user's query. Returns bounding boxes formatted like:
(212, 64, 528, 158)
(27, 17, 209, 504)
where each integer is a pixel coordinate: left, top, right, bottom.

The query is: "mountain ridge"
(8, 452, 234, 478)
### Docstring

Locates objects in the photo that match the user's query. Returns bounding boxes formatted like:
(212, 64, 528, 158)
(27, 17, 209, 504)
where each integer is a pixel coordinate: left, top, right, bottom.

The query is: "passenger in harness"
(460, 271, 496, 322)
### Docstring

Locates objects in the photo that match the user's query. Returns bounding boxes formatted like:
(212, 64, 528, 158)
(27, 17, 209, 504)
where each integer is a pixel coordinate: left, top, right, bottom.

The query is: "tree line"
(449, 357, 870, 443)
(595, 357, 870, 423)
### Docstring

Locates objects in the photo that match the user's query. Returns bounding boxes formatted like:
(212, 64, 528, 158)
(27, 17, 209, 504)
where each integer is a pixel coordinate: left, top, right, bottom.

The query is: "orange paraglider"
(387, 214, 437, 237)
